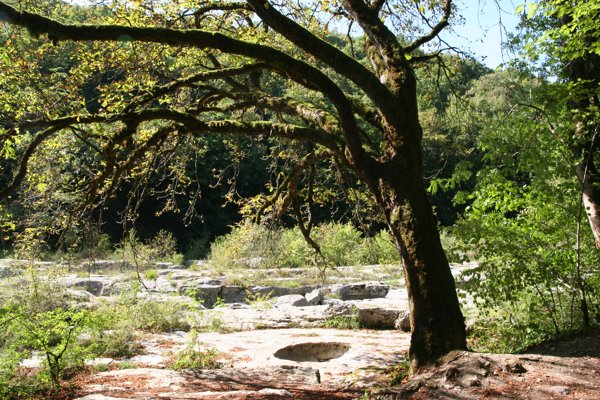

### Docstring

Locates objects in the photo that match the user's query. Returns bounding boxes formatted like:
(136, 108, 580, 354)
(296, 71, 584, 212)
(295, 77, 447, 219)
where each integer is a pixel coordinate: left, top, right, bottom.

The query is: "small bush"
(114, 230, 183, 266)
(117, 361, 138, 370)
(129, 300, 189, 333)
(245, 290, 275, 310)
(144, 269, 159, 280)
(313, 222, 364, 267)
(0, 306, 88, 389)
(275, 228, 313, 268)
(169, 330, 222, 370)
(208, 222, 399, 274)
(358, 231, 401, 265)
(85, 327, 139, 358)
(170, 347, 221, 370)
(208, 222, 282, 270)
(321, 308, 361, 330)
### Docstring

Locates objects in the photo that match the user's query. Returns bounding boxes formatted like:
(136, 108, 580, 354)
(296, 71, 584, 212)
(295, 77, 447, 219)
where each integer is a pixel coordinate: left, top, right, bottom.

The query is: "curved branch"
(194, 2, 251, 18)
(245, 0, 397, 122)
(255, 152, 329, 222)
(0, 2, 359, 151)
(0, 126, 59, 200)
(125, 63, 270, 112)
(342, 0, 406, 68)
(404, 0, 452, 53)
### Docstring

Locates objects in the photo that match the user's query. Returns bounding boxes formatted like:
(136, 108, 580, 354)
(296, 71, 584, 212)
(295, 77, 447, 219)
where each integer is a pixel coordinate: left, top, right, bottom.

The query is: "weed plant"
(169, 330, 222, 370)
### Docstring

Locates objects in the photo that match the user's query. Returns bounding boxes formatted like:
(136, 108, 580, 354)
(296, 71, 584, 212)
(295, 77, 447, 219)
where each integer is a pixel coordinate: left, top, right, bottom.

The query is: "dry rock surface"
(75, 328, 412, 399)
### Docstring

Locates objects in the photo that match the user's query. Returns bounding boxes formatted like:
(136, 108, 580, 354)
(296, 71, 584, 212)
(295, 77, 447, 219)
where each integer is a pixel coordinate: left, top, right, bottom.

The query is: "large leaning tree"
(0, 0, 467, 366)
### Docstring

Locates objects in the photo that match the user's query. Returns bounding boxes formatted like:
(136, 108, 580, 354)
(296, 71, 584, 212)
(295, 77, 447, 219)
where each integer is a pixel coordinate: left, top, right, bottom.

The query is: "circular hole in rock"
(274, 342, 350, 362)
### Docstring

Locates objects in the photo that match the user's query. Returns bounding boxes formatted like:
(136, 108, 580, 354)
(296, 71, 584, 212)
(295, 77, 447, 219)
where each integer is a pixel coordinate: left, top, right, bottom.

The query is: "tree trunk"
(568, 38, 600, 248)
(369, 164, 467, 368)
(577, 162, 600, 248)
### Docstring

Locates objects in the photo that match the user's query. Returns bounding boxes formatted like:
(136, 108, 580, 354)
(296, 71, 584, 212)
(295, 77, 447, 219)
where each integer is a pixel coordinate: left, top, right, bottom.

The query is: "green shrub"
(208, 221, 399, 273)
(84, 326, 139, 359)
(114, 230, 183, 266)
(208, 222, 283, 270)
(245, 290, 275, 310)
(117, 361, 138, 369)
(467, 290, 571, 354)
(171, 347, 221, 370)
(129, 300, 189, 333)
(275, 228, 312, 268)
(0, 306, 88, 389)
(358, 230, 401, 265)
(169, 330, 221, 370)
(321, 307, 361, 330)
(312, 222, 364, 267)
(144, 269, 159, 281)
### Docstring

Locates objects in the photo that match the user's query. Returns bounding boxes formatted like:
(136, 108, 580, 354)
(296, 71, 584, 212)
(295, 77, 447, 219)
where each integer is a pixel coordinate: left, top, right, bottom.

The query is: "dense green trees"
(444, 0, 600, 350)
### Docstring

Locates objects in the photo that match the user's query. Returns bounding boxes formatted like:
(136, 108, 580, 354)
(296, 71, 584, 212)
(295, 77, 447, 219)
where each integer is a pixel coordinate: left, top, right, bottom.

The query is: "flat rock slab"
(76, 328, 410, 399)
(76, 366, 352, 399)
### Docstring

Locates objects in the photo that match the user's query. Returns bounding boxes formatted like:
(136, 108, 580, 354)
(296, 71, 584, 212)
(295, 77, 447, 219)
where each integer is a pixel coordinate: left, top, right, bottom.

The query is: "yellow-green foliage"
(208, 221, 401, 271)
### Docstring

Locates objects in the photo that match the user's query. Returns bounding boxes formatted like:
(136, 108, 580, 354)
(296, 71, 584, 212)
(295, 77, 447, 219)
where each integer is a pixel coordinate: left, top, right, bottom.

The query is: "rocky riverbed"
(0, 258, 477, 399)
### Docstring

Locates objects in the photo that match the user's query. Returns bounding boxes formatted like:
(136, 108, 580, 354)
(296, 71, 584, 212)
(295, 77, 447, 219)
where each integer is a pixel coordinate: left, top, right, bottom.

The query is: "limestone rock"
(357, 307, 400, 329)
(337, 283, 389, 300)
(64, 276, 117, 296)
(275, 294, 309, 308)
(189, 284, 222, 308)
(220, 285, 246, 303)
(394, 311, 411, 332)
(324, 302, 356, 317)
(305, 288, 324, 305)
(251, 285, 320, 298)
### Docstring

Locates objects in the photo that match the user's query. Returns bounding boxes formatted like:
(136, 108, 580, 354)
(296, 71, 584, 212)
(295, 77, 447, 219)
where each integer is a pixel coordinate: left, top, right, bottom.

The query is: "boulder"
(251, 285, 320, 298)
(337, 283, 389, 300)
(189, 284, 222, 308)
(356, 307, 400, 329)
(394, 310, 411, 332)
(275, 294, 309, 308)
(305, 288, 324, 305)
(220, 285, 247, 303)
(80, 260, 131, 273)
(324, 303, 357, 317)
(64, 276, 116, 296)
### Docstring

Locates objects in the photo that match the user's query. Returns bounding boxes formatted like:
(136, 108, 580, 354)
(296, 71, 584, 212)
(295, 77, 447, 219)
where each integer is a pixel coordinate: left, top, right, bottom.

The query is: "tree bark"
(577, 161, 600, 248)
(566, 23, 600, 248)
(366, 160, 467, 368)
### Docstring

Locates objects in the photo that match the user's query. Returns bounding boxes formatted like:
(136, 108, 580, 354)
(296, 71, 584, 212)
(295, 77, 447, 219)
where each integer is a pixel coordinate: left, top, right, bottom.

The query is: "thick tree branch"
(342, 0, 407, 70)
(0, 126, 60, 201)
(244, 0, 399, 138)
(404, 0, 452, 53)
(0, 1, 360, 158)
(246, 0, 384, 92)
(125, 63, 270, 112)
(194, 2, 251, 18)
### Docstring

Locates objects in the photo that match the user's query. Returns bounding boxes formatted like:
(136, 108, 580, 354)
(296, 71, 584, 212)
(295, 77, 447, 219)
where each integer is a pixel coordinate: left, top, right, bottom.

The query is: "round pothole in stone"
(274, 342, 350, 362)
